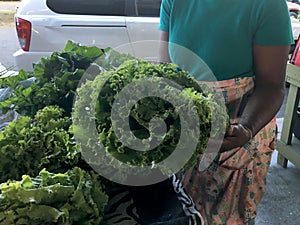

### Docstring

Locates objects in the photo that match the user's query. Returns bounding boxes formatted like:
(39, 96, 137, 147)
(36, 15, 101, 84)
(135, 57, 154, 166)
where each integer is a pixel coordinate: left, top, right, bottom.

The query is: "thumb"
(225, 124, 234, 136)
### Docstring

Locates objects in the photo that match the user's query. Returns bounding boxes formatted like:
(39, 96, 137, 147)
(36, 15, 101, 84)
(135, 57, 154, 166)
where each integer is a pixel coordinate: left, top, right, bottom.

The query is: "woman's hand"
(219, 123, 253, 152)
(204, 123, 252, 154)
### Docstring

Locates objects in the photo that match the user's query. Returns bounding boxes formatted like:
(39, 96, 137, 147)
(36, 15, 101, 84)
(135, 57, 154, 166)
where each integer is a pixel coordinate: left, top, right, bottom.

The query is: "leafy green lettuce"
(0, 106, 80, 183)
(0, 40, 133, 117)
(0, 167, 108, 225)
(73, 59, 229, 174)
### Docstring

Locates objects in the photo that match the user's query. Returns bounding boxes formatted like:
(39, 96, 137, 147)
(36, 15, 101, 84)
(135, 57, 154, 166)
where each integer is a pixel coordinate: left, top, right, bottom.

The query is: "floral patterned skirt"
(178, 77, 277, 225)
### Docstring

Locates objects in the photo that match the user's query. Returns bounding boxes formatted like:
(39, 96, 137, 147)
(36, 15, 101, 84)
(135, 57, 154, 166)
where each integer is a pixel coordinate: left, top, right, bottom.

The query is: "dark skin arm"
(221, 44, 290, 151)
(159, 30, 290, 152)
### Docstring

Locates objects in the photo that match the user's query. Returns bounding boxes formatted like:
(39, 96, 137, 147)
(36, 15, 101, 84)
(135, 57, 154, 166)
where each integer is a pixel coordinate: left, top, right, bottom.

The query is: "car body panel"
(13, 0, 161, 71)
(13, 49, 52, 70)
(27, 16, 129, 52)
(126, 17, 160, 43)
(125, 17, 160, 60)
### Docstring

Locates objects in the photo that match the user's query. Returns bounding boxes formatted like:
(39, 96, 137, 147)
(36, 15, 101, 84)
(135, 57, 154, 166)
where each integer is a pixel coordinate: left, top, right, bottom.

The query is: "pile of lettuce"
(0, 41, 129, 224)
(0, 106, 79, 183)
(0, 167, 108, 225)
(0, 40, 133, 117)
(0, 40, 229, 223)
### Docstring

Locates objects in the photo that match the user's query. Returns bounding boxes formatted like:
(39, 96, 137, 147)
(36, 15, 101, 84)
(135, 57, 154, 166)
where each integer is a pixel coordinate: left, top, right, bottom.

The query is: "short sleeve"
(254, 0, 294, 45)
(158, 0, 173, 32)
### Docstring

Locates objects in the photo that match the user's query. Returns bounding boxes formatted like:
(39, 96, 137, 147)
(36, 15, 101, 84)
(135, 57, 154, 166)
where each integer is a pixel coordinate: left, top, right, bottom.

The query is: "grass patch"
(0, 10, 15, 26)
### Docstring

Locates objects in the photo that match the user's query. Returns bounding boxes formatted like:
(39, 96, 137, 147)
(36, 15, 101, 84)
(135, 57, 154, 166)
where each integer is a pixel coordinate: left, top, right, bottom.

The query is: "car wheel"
(290, 11, 299, 19)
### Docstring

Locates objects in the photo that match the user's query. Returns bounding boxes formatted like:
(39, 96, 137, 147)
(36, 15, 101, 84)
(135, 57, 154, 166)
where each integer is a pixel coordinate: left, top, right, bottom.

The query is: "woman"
(157, 0, 293, 224)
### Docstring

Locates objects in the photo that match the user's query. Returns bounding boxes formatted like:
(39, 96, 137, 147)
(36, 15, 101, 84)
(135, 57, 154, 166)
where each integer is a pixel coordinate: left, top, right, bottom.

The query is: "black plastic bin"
(293, 107, 300, 140)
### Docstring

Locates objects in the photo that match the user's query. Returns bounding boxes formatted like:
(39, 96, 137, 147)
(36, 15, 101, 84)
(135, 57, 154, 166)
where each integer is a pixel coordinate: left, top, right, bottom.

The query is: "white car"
(13, 0, 161, 71)
(14, 0, 300, 71)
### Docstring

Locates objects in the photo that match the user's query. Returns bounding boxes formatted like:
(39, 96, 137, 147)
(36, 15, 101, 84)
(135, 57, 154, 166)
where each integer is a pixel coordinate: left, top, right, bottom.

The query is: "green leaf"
(0, 168, 108, 225)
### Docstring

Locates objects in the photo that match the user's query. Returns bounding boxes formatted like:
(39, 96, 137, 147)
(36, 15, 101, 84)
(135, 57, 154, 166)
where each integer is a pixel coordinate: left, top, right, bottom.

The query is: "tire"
(290, 11, 298, 19)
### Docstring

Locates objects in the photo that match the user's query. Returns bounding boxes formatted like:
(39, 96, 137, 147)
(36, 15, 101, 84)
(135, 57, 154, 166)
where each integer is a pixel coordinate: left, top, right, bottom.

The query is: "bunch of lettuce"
(0, 105, 80, 183)
(0, 40, 133, 117)
(0, 41, 134, 183)
(0, 41, 131, 224)
(73, 59, 229, 175)
(0, 167, 108, 225)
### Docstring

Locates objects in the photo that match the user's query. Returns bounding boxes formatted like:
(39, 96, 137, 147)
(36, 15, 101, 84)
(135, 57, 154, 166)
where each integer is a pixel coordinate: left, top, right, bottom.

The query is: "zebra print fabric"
(170, 174, 204, 225)
(101, 185, 140, 225)
(101, 177, 203, 225)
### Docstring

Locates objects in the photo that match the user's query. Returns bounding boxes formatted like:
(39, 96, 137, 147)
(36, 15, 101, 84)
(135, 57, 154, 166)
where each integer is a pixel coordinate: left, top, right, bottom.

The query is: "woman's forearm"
(239, 82, 285, 136)
(238, 44, 290, 137)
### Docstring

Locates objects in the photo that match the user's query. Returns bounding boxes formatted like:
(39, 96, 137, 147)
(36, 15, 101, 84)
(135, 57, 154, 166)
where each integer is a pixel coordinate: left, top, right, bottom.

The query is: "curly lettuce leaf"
(0, 167, 108, 225)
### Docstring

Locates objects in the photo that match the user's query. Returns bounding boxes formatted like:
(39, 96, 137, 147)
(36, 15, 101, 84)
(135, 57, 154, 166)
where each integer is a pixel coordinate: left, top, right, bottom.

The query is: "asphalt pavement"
(0, 27, 19, 69)
(0, 1, 19, 68)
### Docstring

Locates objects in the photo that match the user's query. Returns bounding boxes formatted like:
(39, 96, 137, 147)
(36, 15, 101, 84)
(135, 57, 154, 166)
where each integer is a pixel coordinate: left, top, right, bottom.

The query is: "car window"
(46, 0, 161, 17)
(135, 0, 161, 17)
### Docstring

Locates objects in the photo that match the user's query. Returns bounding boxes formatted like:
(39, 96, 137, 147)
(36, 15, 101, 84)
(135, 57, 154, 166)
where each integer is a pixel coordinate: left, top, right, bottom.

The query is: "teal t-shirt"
(159, 0, 294, 81)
